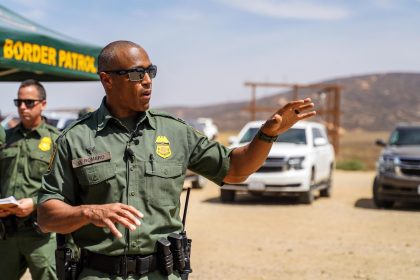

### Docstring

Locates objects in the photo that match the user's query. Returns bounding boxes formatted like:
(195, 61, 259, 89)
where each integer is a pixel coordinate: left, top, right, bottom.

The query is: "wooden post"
(243, 82, 342, 155)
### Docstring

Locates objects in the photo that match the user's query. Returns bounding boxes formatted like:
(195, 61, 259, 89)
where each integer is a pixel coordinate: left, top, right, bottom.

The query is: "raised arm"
(224, 98, 316, 183)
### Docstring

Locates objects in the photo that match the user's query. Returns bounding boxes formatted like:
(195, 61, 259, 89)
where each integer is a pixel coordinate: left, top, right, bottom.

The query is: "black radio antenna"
(182, 187, 191, 230)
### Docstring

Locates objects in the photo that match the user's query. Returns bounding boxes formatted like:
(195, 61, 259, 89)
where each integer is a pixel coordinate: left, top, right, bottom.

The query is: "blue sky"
(1, 0, 420, 114)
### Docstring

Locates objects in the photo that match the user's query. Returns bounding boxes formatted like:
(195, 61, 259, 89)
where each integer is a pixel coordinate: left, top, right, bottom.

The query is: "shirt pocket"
(0, 147, 19, 176)
(145, 162, 184, 206)
(74, 162, 119, 204)
(29, 151, 50, 180)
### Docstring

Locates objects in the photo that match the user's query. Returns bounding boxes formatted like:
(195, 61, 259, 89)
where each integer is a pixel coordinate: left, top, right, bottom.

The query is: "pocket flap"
(0, 147, 18, 159)
(146, 164, 182, 178)
(75, 162, 116, 185)
(29, 151, 50, 163)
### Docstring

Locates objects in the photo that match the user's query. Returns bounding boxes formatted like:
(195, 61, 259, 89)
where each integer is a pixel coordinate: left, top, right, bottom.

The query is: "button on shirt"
(0, 122, 59, 206)
(39, 99, 231, 256)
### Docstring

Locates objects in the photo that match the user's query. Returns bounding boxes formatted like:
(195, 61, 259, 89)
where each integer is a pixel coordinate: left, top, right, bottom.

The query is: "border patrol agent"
(37, 40, 316, 280)
(0, 79, 59, 280)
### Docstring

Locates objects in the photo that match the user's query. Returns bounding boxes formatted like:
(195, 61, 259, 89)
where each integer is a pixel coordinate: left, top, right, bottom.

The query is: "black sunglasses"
(103, 65, 157, 82)
(14, 99, 43, 108)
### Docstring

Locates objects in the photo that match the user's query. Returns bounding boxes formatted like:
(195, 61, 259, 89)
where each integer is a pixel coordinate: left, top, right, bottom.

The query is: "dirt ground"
(23, 170, 420, 280)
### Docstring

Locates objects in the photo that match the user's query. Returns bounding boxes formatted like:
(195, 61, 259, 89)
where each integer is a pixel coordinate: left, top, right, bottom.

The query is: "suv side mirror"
(375, 139, 387, 147)
(314, 137, 327, 146)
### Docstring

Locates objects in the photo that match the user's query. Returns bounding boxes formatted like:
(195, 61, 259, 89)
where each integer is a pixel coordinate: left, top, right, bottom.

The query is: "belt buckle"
(136, 256, 151, 276)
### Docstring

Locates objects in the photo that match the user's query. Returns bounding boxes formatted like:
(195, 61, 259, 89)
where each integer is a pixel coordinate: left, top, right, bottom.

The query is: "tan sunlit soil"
(187, 170, 420, 280)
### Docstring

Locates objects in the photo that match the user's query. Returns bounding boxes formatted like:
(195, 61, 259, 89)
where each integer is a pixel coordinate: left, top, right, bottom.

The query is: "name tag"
(71, 152, 111, 168)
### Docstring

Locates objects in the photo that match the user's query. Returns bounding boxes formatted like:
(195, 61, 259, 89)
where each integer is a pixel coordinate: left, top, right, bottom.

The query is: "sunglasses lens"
(128, 71, 142, 82)
(25, 100, 35, 108)
(14, 99, 37, 108)
(125, 65, 157, 82)
(147, 66, 157, 78)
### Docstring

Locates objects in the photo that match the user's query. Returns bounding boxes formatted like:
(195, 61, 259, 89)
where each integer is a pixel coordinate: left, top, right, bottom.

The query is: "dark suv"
(373, 123, 420, 208)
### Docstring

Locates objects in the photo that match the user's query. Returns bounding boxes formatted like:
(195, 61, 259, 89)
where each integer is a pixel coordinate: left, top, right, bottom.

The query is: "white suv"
(221, 120, 335, 204)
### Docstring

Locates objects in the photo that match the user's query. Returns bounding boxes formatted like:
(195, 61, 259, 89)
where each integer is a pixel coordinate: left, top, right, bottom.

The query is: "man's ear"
(40, 99, 47, 111)
(99, 72, 113, 90)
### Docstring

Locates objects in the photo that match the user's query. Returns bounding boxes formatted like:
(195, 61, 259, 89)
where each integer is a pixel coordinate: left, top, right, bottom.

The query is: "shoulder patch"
(148, 109, 186, 124)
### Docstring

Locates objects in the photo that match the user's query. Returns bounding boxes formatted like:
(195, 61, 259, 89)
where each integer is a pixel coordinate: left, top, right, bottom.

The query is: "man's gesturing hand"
(261, 98, 316, 136)
(81, 203, 144, 238)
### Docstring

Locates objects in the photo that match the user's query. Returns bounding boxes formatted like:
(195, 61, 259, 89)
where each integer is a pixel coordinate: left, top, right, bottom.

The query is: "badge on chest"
(155, 135, 171, 159)
(38, 137, 52, 151)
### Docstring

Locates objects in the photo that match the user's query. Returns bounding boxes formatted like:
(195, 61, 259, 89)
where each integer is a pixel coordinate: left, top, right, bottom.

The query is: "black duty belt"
(82, 250, 158, 277)
(0, 216, 32, 235)
(0, 216, 48, 240)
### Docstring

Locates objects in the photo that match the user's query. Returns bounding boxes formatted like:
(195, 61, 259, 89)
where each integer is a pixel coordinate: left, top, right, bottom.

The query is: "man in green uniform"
(0, 79, 59, 280)
(37, 41, 315, 280)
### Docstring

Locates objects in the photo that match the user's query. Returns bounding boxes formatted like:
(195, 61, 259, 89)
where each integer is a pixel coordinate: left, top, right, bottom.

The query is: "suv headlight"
(287, 156, 305, 170)
(378, 155, 399, 173)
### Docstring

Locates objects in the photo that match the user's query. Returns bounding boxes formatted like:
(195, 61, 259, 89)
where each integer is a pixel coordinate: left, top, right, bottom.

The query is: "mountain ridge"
(160, 72, 420, 132)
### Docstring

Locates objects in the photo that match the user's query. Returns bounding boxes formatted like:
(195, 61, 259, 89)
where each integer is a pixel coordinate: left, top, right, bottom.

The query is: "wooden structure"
(244, 82, 342, 154)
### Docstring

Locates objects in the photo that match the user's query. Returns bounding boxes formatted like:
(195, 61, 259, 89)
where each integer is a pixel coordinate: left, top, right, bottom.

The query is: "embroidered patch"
(71, 152, 112, 168)
(155, 136, 171, 159)
(38, 137, 52, 151)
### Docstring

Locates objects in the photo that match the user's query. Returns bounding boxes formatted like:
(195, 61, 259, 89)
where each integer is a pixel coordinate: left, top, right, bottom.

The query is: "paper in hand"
(0, 196, 19, 209)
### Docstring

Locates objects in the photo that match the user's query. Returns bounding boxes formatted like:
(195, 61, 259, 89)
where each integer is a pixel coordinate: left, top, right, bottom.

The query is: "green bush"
(336, 159, 367, 171)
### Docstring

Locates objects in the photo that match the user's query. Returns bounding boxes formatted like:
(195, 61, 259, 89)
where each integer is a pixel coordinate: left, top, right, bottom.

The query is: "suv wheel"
(301, 169, 315, 204)
(300, 190, 314, 204)
(320, 165, 333, 198)
(220, 189, 236, 203)
(373, 177, 394, 209)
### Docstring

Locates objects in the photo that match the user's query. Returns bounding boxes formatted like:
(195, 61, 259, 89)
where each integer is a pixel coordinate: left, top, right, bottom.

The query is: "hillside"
(161, 72, 420, 132)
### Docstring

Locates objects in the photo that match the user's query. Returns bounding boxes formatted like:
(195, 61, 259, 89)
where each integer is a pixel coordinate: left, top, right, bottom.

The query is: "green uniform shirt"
(0, 126, 5, 144)
(39, 99, 231, 256)
(0, 121, 59, 206)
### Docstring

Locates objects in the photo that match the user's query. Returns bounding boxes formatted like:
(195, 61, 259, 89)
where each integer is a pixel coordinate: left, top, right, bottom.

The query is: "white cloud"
(219, 0, 350, 21)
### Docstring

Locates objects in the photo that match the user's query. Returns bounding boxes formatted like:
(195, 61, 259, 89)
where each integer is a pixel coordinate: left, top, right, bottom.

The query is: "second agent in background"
(37, 40, 316, 280)
(0, 79, 59, 280)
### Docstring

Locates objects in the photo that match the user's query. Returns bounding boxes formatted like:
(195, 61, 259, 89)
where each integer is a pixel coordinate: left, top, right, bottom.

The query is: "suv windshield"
(240, 127, 307, 144)
(389, 127, 420, 146)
